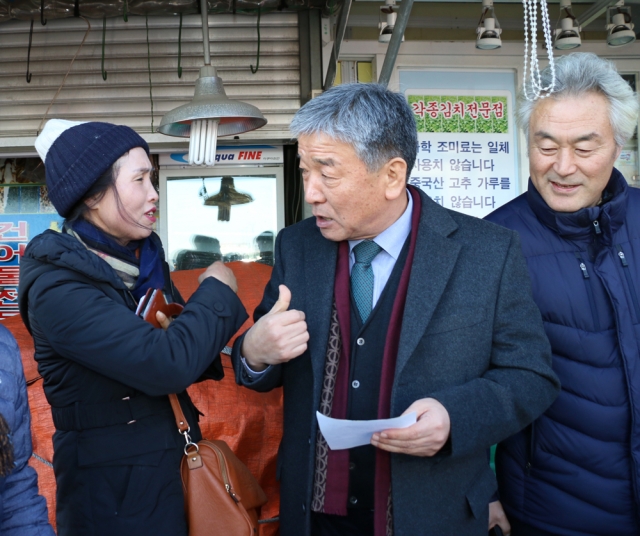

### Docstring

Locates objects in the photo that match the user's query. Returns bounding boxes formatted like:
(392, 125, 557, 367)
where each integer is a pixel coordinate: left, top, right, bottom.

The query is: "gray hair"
(289, 83, 418, 178)
(518, 52, 639, 147)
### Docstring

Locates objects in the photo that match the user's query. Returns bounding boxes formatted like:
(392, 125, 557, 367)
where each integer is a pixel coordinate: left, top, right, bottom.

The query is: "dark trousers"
(510, 517, 562, 536)
(311, 510, 374, 536)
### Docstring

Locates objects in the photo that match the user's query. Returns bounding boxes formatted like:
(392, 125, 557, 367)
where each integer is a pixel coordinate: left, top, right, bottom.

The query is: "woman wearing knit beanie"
(0, 323, 55, 536)
(19, 120, 248, 536)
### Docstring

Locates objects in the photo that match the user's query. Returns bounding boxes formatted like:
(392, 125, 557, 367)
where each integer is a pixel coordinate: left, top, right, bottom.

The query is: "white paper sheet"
(316, 411, 417, 450)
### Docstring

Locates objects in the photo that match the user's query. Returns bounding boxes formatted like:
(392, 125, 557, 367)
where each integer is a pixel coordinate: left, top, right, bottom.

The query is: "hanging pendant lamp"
(158, 0, 267, 165)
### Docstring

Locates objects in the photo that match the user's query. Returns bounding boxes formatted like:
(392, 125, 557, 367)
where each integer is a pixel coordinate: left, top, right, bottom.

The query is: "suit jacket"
(232, 189, 559, 536)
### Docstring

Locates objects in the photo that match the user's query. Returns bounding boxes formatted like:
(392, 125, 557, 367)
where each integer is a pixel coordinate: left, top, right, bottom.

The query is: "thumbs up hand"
(268, 284, 292, 314)
(241, 285, 309, 371)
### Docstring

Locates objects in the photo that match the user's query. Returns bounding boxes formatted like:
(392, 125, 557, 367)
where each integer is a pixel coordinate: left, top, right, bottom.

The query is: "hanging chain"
(522, 0, 556, 101)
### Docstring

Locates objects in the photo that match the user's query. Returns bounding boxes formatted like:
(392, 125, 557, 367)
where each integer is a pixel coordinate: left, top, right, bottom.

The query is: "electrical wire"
(38, 16, 91, 134)
(146, 14, 155, 133)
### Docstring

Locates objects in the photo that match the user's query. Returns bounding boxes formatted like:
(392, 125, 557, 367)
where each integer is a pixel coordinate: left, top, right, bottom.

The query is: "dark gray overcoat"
(232, 188, 559, 535)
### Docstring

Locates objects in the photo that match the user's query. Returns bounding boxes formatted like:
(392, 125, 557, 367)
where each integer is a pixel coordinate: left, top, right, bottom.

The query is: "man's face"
(298, 132, 400, 242)
(528, 92, 621, 213)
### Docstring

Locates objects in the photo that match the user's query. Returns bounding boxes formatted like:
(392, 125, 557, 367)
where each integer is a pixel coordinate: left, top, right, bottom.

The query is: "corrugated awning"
(0, 0, 332, 23)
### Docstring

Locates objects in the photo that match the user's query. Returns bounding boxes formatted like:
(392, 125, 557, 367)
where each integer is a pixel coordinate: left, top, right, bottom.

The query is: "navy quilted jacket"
(0, 324, 55, 536)
(486, 169, 640, 535)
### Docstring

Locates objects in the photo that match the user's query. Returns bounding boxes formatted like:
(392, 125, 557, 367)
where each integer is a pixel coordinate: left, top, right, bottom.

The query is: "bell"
(203, 176, 253, 221)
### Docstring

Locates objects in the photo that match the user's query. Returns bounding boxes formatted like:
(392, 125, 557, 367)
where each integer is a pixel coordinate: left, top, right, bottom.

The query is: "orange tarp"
(6, 262, 282, 535)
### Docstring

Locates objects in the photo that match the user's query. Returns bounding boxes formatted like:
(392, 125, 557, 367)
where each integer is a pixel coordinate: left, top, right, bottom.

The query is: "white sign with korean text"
(406, 89, 518, 218)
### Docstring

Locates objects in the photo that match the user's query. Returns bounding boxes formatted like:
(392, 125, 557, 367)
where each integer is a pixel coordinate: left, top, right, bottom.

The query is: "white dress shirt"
(348, 191, 413, 309)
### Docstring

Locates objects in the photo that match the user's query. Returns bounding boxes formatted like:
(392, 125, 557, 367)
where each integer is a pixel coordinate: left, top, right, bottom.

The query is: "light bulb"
(188, 118, 220, 166)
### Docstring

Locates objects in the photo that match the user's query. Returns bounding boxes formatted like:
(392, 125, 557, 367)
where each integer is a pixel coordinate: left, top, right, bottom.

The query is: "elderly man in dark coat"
(232, 83, 559, 536)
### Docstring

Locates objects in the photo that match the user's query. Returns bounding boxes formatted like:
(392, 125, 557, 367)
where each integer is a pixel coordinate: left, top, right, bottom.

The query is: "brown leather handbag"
(169, 394, 268, 536)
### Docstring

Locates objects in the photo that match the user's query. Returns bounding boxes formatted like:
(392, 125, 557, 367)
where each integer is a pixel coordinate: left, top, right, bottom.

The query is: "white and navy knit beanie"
(34, 119, 150, 218)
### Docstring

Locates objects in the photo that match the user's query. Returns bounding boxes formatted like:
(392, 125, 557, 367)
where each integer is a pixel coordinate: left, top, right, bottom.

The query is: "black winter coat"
(19, 230, 248, 536)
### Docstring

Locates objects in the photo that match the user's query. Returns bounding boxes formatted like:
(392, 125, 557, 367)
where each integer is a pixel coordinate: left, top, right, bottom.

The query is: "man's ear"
(614, 145, 623, 162)
(384, 157, 408, 201)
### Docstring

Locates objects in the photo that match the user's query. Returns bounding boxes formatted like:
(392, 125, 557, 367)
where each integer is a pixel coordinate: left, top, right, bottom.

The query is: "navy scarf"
(71, 219, 165, 301)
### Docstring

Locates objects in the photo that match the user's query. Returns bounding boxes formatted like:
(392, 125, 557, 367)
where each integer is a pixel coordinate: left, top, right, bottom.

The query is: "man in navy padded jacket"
(486, 53, 640, 536)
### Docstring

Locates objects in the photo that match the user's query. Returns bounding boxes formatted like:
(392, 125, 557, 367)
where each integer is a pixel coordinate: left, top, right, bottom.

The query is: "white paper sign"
(316, 411, 417, 450)
(406, 89, 518, 218)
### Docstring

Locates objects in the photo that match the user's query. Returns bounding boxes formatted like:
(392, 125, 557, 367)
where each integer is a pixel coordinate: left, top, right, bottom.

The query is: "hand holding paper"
(316, 412, 417, 450)
(370, 397, 451, 457)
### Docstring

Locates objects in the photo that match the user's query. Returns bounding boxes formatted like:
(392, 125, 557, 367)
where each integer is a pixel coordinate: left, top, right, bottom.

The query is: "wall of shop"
(0, 12, 300, 155)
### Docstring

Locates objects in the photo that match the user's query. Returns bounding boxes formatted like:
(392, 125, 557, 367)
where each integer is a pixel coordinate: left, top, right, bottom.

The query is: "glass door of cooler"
(159, 166, 284, 271)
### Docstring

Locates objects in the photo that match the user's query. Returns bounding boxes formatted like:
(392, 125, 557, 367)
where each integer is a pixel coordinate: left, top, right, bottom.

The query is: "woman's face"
(85, 147, 158, 245)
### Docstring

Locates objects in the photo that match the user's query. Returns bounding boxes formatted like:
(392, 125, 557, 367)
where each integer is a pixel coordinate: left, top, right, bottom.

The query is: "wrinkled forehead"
(529, 92, 614, 139)
(297, 132, 360, 162)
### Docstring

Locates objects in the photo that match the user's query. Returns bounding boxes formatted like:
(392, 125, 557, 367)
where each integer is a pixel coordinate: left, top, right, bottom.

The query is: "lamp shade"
(555, 17, 581, 49)
(158, 66, 267, 138)
(476, 18, 502, 49)
(607, 13, 636, 46)
(379, 23, 394, 43)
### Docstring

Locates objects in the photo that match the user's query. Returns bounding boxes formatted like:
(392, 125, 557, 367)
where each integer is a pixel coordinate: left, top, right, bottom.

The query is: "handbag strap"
(169, 394, 201, 466)
(168, 393, 190, 434)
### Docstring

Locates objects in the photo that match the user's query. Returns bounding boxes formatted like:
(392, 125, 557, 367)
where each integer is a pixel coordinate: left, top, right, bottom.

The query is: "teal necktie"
(351, 240, 382, 322)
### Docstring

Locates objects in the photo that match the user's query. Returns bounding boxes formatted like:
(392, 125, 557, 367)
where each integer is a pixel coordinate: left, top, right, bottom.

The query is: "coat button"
(356, 338, 365, 346)
(214, 303, 224, 312)
(352, 380, 360, 388)
(349, 462, 356, 470)
(349, 496, 358, 505)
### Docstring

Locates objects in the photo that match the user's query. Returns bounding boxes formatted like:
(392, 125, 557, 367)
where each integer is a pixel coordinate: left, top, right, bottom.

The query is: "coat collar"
(526, 168, 629, 244)
(301, 222, 339, 383)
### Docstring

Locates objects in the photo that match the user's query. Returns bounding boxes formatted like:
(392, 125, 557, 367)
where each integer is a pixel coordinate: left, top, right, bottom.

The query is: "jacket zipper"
(574, 252, 600, 330)
(525, 421, 535, 476)
(610, 245, 640, 514)
(126, 290, 138, 311)
(615, 245, 640, 323)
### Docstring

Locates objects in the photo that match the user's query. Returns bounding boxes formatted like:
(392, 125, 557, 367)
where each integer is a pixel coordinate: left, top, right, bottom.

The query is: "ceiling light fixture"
(606, 1, 636, 47)
(554, 0, 581, 50)
(379, 0, 403, 44)
(158, 0, 267, 166)
(476, 0, 502, 50)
